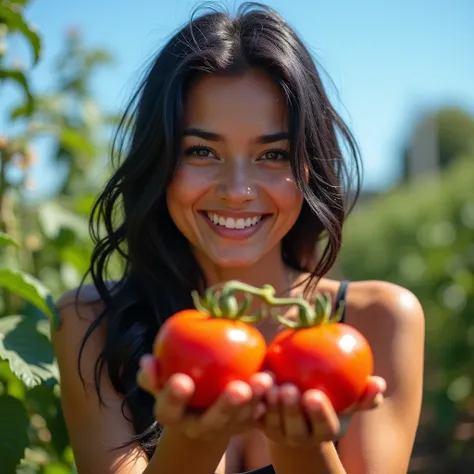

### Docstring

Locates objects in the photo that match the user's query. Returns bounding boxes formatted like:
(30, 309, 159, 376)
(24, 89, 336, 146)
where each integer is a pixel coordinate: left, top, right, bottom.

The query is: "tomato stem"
(191, 280, 340, 328)
(191, 281, 268, 322)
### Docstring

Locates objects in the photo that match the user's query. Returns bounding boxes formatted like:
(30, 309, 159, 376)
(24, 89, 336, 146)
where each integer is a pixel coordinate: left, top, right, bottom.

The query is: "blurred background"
(0, 0, 473, 472)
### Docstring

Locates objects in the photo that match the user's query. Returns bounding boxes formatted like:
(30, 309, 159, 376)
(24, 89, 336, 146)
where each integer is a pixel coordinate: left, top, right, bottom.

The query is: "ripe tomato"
(265, 322, 373, 413)
(153, 309, 267, 409)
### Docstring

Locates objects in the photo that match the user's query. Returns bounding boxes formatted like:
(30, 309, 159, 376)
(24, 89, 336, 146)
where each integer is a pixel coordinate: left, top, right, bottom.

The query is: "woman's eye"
(184, 146, 216, 159)
(260, 150, 289, 162)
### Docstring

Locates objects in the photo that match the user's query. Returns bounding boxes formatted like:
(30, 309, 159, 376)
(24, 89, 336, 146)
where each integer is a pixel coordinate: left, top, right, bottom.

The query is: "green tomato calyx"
(191, 280, 343, 328)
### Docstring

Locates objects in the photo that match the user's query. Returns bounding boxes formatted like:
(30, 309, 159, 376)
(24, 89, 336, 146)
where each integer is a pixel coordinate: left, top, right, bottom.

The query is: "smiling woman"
(167, 71, 303, 270)
(51, 2, 424, 474)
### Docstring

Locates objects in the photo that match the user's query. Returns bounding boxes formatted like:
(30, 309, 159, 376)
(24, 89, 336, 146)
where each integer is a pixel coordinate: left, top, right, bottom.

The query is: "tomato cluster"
(152, 281, 374, 413)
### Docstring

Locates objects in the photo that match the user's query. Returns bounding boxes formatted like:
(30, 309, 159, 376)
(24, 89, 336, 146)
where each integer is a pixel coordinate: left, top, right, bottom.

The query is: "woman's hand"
(258, 375, 387, 448)
(137, 354, 273, 442)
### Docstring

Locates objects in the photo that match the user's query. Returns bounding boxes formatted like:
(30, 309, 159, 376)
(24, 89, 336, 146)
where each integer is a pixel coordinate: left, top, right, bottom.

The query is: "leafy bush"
(1, 1, 114, 472)
(340, 156, 474, 472)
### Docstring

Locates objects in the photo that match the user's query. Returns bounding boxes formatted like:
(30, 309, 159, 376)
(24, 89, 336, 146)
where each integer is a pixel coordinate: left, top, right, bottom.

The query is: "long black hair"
(77, 1, 362, 458)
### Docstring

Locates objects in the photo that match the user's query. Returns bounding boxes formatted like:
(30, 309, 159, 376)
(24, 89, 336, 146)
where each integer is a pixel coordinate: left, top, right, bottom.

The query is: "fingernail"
(307, 400, 321, 412)
(140, 354, 154, 370)
(264, 371, 276, 382)
(228, 391, 246, 405)
(304, 392, 323, 411)
(283, 392, 298, 406)
(374, 393, 384, 406)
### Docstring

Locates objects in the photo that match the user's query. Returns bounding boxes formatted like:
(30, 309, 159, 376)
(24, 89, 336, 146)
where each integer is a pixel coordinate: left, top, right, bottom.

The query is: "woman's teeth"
(206, 212, 263, 229)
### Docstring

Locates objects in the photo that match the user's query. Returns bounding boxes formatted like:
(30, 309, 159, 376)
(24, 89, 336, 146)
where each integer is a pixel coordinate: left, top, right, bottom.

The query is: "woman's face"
(166, 70, 304, 268)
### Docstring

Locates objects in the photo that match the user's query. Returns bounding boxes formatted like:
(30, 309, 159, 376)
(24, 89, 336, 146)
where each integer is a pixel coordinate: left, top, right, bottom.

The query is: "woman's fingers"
(154, 373, 195, 425)
(248, 371, 274, 398)
(355, 376, 387, 411)
(137, 354, 161, 395)
(139, 361, 272, 440)
(185, 380, 254, 438)
(247, 371, 274, 421)
(279, 384, 309, 445)
(261, 384, 282, 435)
(302, 389, 340, 440)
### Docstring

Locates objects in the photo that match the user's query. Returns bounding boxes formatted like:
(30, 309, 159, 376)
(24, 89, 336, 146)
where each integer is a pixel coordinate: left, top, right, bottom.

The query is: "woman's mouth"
(199, 211, 271, 240)
(206, 212, 265, 229)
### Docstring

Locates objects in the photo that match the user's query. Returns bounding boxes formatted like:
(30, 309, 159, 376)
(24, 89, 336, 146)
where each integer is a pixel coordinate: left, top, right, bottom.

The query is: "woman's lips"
(199, 211, 271, 240)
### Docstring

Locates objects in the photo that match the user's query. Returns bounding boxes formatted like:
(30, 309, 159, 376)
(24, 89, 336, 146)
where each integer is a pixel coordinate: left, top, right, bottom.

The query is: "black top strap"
(242, 467, 275, 474)
(334, 280, 350, 323)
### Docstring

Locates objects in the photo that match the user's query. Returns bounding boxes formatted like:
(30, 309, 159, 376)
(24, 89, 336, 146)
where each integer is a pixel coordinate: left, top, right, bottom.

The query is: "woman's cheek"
(167, 164, 213, 204)
(268, 174, 304, 209)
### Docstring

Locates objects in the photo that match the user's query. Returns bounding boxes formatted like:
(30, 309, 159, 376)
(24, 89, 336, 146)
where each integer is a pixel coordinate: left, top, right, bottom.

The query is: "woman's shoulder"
(315, 277, 424, 331)
(52, 282, 118, 345)
(55, 281, 119, 319)
(344, 279, 424, 323)
(56, 284, 101, 309)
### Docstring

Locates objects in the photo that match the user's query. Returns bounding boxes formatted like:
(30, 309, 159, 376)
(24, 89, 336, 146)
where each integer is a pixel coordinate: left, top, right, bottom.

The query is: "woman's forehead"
(183, 71, 288, 137)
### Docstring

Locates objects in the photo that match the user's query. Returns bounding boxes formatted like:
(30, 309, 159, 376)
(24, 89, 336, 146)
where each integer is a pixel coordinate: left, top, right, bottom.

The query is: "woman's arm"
(52, 288, 227, 474)
(146, 428, 229, 474)
(336, 281, 424, 474)
(267, 281, 425, 474)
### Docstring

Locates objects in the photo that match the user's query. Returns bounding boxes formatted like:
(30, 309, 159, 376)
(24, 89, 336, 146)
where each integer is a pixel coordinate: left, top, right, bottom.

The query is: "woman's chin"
(205, 250, 262, 270)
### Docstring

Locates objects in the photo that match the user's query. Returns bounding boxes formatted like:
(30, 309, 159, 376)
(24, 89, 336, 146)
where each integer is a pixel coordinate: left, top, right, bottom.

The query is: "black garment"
(237, 281, 351, 474)
(334, 280, 350, 323)
(241, 466, 275, 474)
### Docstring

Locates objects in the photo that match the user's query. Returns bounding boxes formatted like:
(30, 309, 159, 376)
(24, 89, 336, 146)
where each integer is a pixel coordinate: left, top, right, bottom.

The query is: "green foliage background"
(0, 1, 473, 472)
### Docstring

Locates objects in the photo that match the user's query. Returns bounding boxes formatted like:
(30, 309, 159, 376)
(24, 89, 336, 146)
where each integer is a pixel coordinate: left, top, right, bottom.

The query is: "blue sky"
(3, 0, 474, 196)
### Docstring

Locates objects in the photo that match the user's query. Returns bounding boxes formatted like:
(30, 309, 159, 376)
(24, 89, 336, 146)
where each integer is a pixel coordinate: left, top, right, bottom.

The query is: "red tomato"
(153, 309, 267, 409)
(265, 322, 373, 413)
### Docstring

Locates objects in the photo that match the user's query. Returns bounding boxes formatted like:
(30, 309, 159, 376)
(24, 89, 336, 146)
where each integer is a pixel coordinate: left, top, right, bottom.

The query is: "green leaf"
(9, 102, 30, 120)
(0, 69, 34, 116)
(0, 315, 58, 387)
(0, 359, 17, 383)
(0, 394, 29, 473)
(38, 201, 89, 240)
(0, 269, 60, 329)
(43, 462, 74, 474)
(0, 232, 19, 249)
(0, 4, 41, 64)
(59, 128, 95, 158)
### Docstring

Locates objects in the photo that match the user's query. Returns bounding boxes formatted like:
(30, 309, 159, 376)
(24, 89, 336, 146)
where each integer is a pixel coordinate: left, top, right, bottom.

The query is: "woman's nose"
(216, 162, 257, 204)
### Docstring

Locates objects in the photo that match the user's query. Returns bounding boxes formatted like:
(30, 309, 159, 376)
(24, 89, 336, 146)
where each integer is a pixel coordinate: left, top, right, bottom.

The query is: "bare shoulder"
(345, 279, 424, 314)
(55, 283, 108, 322)
(53, 281, 121, 338)
(315, 277, 424, 329)
(344, 279, 425, 333)
(56, 283, 102, 307)
(51, 283, 110, 394)
(51, 284, 107, 388)
(348, 279, 422, 307)
(343, 280, 425, 404)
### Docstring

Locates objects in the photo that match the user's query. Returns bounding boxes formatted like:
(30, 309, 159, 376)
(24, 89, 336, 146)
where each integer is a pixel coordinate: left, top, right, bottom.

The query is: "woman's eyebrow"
(183, 127, 222, 141)
(183, 127, 289, 144)
(256, 131, 289, 144)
